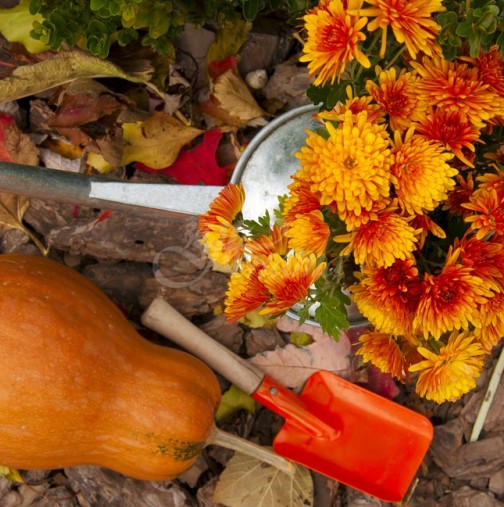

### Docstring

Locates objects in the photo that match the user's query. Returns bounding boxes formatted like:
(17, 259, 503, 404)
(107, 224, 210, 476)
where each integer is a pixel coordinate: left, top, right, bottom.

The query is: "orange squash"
(0, 254, 222, 481)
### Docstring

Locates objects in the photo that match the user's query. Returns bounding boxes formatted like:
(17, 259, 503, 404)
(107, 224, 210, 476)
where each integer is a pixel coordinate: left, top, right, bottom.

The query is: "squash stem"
(207, 426, 296, 476)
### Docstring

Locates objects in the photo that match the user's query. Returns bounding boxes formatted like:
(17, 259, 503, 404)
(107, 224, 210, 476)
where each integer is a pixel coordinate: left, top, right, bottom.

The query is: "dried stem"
(207, 426, 296, 476)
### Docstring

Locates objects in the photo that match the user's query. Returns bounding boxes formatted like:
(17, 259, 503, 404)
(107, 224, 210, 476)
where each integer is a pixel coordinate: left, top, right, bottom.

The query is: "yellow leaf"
(213, 70, 267, 127)
(0, 0, 49, 54)
(0, 193, 48, 255)
(87, 152, 114, 174)
(216, 384, 256, 421)
(0, 466, 23, 483)
(121, 112, 203, 169)
(207, 19, 251, 64)
(0, 51, 152, 104)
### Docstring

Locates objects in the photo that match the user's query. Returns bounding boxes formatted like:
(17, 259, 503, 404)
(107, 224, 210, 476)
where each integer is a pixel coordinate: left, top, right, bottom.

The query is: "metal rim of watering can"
(228, 103, 369, 331)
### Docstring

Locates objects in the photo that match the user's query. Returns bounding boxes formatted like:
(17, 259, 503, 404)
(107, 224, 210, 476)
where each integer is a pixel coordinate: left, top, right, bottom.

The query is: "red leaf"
(135, 128, 231, 185)
(207, 55, 238, 80)
(0, 113, 16, 162)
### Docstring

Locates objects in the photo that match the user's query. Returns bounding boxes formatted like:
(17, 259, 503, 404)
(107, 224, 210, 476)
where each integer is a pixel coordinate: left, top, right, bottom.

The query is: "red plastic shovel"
(142, 298, 433, 503)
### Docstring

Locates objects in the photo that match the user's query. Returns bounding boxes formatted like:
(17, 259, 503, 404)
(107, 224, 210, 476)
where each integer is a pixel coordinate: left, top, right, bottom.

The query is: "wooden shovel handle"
(142, 297, 264, 395)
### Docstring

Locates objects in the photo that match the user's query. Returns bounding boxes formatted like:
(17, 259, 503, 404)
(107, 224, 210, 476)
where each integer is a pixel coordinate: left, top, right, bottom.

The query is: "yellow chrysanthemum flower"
(391, 128, 457, 215)
(295, 110, 392, 220)
(366, 67, 427, 132)
(258, 253, 326, 315)
(357, 0, 444, 59)
(409, 330, 486, 403)
(335, 204, 419, 267)
(285, 209, 330, 257)
(411, 56, 504, 129)
(474, 292, 504, 352)
(199, 216, 244, 269)
(300, 0, 370, 86)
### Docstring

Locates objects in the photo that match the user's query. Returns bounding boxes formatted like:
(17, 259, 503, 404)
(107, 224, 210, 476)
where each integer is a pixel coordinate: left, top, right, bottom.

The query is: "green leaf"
(243, 210, 272, 238)
(90, 0, 107, 11)
(456, 20, 474, 37)
(216, 384, 256, 421)
(289, 331, 313, 346)
(314, 288, 349, 340)
(0, 0, 50, 54)
(242, 0, 263, 21)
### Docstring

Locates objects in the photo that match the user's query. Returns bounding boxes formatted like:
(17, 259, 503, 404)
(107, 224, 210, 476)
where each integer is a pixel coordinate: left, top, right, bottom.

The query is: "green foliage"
(243, 210, 273, 238)
(437, 0, 504, 59)
(27, 0, 311, 58)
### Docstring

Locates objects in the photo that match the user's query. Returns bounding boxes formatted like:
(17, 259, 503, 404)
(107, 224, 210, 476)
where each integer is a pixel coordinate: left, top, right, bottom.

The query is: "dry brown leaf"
(249, 335, 352, 390)
(213, 452, 313, 507)
(212, 70, 267, 127)
(121, 112, 203, 169)
(0, 193, 48, 254)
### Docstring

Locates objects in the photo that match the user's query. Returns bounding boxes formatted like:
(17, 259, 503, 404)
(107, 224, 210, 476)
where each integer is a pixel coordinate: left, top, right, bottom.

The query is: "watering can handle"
(142, 297, 265, 394)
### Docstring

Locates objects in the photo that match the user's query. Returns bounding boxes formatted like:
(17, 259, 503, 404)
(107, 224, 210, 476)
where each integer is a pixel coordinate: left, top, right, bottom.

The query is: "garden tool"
(0, 104, 319, 221)
(142, 297, 434, 503)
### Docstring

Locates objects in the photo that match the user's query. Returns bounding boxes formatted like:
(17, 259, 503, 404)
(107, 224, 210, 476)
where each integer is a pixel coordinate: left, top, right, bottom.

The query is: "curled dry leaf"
(0, 51, 152, 104)
(122, 112, 203, 169)
(0, 193, 48, 254)
(203, 70, 268, 128)
(213, 452, 313, 507)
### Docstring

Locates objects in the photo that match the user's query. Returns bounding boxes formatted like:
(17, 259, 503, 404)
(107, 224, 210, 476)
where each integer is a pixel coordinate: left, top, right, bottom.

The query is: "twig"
(470, 343, 504, 442)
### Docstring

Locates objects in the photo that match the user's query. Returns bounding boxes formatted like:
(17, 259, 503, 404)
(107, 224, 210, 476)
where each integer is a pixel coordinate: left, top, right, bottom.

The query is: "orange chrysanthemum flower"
(300, 0, 370, 86)
(409, 330, 486, 403)
(285, 209, 330, 257)
(224, 262, 270, 322)
(350, 259, 423, 336)
(258, 253, 326, 315)
(477, 166, 504, 197)
(357, 332, 409, 380)
(413, 249, 492, 339)
(442, 173, 475, 217)
(410, 213, 446, 250)
(282, 179, 321, 224)
(246, 224, 289, 259)
(411, 56, 504, 129)
(295, 110, 392, 219)
(198, 183, 244, 235)
(475, 292, 504, 352)
(463, 188, 504, 240)
(415, 108, 482, 168)
(199, 217, 244, 268)
(335, 204, 419, 267)
(391, 128, 457, 215)
(457, 235, 504, 292)
(473, 45, 504, 96)
(366, 67, 427, 132)
(358, 0, 444, 59)
(316, 85, 384, 124)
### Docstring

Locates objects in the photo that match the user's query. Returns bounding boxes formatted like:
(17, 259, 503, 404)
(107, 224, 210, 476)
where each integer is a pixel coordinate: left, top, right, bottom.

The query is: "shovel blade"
(272, 371, 433, 502)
